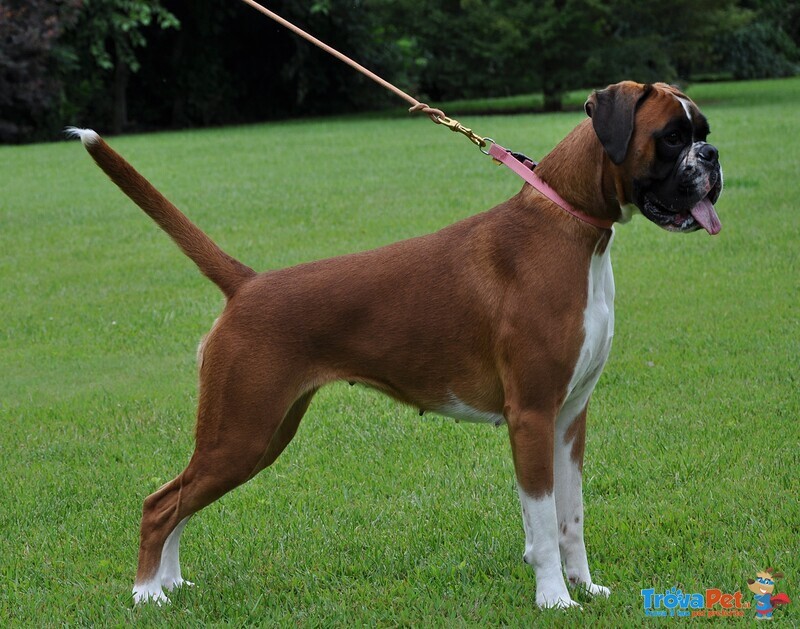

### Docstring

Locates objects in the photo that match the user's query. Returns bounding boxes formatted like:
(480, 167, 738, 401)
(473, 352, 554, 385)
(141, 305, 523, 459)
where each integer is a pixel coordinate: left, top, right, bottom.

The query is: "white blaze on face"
(676, 96, 693, 123)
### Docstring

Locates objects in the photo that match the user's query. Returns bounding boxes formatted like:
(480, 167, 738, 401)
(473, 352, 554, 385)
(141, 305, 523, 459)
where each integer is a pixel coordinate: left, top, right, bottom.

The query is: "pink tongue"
(690, 198, 722, 235)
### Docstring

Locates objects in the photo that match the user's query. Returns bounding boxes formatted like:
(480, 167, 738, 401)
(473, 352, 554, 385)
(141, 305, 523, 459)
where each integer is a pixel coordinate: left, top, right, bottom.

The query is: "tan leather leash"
(238, 0, 487, 149)
(238, 0, 614, 229)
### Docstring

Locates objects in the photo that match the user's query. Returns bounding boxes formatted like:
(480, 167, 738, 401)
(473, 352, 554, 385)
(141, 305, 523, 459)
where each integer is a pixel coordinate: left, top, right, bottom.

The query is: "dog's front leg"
(554, 404, 610, 599)
(508, 408, 578, 609)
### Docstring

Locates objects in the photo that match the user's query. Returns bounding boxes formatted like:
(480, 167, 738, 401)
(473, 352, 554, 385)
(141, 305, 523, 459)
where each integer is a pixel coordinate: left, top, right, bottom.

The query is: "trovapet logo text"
(641, 587, 749, 618)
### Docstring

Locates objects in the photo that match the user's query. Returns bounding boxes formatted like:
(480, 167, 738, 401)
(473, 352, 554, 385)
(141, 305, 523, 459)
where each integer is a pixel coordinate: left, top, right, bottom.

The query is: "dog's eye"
(663, 132, 682, 146)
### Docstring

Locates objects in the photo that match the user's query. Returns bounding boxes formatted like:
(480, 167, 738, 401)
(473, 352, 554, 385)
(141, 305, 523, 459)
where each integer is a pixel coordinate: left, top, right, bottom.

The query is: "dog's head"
(747, 568, 783, 595)
(585, 81, 722, 234)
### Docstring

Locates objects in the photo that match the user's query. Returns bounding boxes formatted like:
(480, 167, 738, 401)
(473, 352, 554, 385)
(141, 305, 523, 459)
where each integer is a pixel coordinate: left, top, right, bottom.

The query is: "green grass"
(1, 77, 798, 625)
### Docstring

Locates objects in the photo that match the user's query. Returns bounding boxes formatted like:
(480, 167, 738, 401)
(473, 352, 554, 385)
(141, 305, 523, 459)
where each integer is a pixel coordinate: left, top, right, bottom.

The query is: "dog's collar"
(488, 143, 615, 230)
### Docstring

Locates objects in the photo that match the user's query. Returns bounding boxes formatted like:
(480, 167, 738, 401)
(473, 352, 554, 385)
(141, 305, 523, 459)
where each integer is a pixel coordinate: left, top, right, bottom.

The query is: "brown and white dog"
(68, 80, 722, 608)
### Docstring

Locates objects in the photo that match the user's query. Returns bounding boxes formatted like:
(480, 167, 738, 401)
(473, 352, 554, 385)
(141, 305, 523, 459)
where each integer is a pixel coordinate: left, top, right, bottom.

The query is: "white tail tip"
(65, 127, 100, 146)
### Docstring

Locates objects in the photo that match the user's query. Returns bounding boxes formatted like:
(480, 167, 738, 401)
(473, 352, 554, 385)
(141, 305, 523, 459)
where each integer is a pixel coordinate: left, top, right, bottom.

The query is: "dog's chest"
(433, 235, 615, 426)
(564, 237, 615, 408)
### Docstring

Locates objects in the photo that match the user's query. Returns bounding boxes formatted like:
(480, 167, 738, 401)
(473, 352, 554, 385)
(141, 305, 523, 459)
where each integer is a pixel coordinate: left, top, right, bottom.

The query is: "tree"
(273, 0, 408, 113)
(527, 0, 606, 111)
(70, 0, 179, 133)
(716, 0, 800, 79)
(367, 0, 541, 102)
(0, 0, 81, 142)
(2, 0, 799, 143)
(583, 0, 746, 87)
(127, 0, 403, 128)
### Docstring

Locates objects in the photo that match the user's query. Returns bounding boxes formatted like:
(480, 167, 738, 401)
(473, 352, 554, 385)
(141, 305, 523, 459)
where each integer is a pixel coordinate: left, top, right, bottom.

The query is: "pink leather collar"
(488, 143, 615, 230)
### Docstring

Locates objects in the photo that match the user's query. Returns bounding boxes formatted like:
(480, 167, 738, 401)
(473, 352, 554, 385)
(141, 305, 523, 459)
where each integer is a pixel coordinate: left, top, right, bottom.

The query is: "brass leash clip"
(434, 115, 487, 149)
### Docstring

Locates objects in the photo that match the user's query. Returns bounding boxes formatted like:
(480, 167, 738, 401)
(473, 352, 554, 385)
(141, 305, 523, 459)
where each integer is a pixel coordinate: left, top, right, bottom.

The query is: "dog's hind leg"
(251, 388, 317, 475)
(132, 359, 315, 604)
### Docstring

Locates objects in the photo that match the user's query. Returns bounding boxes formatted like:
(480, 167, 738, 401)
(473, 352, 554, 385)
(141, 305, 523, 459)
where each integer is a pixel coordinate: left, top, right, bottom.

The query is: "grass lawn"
(1, 77, 798, 625)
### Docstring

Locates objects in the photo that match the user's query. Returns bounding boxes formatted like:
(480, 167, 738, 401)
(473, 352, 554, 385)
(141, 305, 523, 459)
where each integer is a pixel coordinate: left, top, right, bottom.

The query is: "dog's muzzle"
(641, 142, 723, 235)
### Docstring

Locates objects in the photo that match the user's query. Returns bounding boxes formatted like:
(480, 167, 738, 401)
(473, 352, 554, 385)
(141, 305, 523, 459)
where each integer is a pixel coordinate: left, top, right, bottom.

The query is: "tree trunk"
(170, 29, 186, 127)
(543, 86, 563, 112)
(112, 42, 129, 135)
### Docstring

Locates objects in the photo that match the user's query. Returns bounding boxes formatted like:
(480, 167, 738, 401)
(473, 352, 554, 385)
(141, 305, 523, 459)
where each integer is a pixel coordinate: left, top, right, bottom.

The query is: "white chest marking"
(561, 233, 615, 418)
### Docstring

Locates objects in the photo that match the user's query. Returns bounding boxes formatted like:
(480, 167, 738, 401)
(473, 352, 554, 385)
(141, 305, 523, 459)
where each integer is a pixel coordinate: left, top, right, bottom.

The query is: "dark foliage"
(0, 0, 81, 142)
(1, 0, 798, 142)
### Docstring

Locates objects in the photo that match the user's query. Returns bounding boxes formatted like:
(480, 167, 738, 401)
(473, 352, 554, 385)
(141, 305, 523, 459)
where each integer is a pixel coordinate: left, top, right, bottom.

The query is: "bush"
(0, 0, 81, 143)
(718, 20, 799, 79)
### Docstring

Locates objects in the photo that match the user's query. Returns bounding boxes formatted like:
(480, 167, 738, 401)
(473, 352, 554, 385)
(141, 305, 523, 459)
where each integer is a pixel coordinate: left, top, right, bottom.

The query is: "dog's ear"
(773, 572, 784, 580)
(585, 83, 653, 165)
(747, 579, 756, 584)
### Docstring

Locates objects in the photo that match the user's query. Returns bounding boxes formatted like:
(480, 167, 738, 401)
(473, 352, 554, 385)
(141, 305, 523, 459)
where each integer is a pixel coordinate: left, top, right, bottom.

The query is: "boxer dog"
(67, 80, 722, 608)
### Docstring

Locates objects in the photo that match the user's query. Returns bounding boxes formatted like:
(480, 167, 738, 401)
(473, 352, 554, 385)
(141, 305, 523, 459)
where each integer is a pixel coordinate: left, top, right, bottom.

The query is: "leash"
(239, 0, 613, 230)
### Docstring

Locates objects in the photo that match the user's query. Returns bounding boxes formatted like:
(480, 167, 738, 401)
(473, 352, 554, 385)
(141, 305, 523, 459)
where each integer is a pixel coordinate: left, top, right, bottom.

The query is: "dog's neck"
(533, 119, 627, 224)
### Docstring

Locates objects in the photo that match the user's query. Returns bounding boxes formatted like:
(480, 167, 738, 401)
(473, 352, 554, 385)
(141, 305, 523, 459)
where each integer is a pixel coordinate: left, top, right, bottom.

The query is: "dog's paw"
(568, 575, 611, 598)
(162, 576, 195, 592)
(132, 582, 170, 606)
(585, 582, 611, 597)
(536, 591, 582, 609)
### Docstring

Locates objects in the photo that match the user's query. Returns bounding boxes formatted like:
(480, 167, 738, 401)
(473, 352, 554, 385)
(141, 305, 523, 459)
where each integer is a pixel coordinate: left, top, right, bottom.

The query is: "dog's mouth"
(641, 178, 722, 235)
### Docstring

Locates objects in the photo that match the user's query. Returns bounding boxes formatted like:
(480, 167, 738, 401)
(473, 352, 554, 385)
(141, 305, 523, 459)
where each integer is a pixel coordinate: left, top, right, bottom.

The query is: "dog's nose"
(698, 143, 719, 164)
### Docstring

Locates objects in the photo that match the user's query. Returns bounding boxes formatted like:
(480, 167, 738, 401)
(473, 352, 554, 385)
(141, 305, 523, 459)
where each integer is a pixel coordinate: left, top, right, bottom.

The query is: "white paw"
(568, 575, 611, 598)
(536, 592, 582, 609)
(162, 577, 194, 591)
(132, 576, 174, 605)
(586, 582, 611, 597)
(132, 583, 170, 605)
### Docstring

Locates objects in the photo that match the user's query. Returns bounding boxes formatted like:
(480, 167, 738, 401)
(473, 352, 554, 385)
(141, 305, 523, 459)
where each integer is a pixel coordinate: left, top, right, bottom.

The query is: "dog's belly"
(562, 235, 615, 416)
(432, 393, 506, 425)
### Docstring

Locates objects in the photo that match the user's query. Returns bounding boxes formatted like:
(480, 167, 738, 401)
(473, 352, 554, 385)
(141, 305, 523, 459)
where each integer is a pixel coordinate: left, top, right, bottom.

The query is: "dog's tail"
(66, 127, 256, 299)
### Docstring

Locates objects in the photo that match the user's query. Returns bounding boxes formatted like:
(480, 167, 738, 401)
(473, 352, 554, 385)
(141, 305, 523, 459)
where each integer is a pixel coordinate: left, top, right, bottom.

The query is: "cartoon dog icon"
(747, 567, 791, 620)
